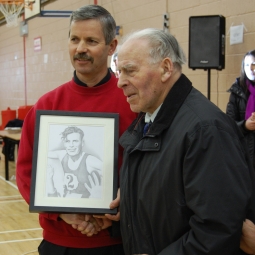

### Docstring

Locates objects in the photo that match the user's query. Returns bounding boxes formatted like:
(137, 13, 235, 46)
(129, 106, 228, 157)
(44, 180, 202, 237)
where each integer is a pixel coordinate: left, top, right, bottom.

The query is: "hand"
(92, 188, 121, 229)
(105, 188, 120, 221)
(240, 219, 255, 254)
(59, 213, 86, 225)
(74, 215, 103, 236)
(59, 214, 100, 237)
(93, 215, 113, 229)
(245, 113, 255, 131)
(85, 172, 102, 198)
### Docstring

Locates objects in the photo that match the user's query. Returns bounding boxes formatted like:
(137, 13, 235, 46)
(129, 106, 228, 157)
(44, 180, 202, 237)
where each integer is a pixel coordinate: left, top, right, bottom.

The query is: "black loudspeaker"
(189, 15, 225, 70)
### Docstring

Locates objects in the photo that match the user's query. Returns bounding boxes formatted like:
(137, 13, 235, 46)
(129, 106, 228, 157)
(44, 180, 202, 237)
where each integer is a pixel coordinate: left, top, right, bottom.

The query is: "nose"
(117, 72, 126, 89)
(76, 40, 87, 53)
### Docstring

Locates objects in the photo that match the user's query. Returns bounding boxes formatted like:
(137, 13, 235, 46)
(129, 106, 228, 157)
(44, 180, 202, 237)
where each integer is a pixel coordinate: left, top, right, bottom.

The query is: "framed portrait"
(29, 110, 119, 214)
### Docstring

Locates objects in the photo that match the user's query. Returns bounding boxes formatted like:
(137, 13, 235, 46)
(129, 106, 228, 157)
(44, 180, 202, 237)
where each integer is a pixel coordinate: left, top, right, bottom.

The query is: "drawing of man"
(47, 126, 102, 198)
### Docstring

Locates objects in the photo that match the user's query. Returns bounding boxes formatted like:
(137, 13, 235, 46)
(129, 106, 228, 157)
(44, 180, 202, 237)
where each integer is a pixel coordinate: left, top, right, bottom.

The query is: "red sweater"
(16, 74, 136, 248)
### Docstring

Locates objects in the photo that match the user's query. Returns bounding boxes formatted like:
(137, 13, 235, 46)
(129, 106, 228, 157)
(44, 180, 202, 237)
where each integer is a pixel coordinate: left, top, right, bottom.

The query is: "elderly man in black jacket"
(116, 28, 255, 255)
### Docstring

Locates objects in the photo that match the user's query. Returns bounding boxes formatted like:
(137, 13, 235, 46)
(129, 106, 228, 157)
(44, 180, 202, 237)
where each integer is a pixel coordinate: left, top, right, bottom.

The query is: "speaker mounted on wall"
(189, 15, 225, 70)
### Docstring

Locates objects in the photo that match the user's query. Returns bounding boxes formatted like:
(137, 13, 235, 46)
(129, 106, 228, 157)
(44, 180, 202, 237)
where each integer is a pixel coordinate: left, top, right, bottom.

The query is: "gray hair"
(121, 28, 186, 68)
(69, 5, 116, 45)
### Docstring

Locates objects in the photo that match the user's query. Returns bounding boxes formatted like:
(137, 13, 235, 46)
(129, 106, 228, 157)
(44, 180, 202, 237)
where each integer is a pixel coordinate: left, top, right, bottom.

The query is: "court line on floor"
(0, 228, 42, 234)
(0, 175, 18, 189)
(0, 171, 42, 249)
(0, 237, 43, 244)
(0, 228, 42, 245)
(0, 195, 22, 199)
(22, 250, 37, 255)
(0, 199, 24, 203)
(0, 194, 22, 201)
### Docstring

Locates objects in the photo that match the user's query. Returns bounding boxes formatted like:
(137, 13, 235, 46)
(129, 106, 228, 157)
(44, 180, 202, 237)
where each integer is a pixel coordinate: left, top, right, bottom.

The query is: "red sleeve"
(16, 107, 35, 204)
(16, 106, 60, 221)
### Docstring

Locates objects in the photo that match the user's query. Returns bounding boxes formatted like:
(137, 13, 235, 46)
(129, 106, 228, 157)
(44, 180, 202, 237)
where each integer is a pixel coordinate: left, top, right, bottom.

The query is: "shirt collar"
(145, 104, 162, 123)
(73, 69, 112, 87)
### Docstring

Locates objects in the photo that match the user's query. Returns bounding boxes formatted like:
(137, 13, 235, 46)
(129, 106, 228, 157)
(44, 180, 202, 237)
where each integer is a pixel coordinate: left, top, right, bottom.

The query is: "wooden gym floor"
(0, 143, 42, 255)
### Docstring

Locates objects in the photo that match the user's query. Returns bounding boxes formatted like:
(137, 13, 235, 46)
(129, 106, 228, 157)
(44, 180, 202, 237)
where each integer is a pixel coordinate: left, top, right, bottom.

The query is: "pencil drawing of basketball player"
(47, 126, 102, 199)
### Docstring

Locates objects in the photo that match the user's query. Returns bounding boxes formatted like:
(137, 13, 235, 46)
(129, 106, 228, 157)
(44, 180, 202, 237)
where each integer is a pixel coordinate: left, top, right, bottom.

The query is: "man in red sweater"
(16, 4, 136, 255)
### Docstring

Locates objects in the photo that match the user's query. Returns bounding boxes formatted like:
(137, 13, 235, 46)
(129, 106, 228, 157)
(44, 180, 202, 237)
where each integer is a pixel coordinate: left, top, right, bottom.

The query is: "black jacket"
(119, 74, 255, 255)
(226, 78, 255, 167)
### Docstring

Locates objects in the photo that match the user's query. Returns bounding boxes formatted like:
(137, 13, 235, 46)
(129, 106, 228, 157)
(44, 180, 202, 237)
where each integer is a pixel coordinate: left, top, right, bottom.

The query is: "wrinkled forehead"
(118, 39, 135, 56)
(118, 38, 150, 62)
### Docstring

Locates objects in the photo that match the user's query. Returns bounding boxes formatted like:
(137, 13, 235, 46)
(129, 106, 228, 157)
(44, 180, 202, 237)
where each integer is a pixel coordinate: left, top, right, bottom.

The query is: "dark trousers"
(38, 239, 125, 255)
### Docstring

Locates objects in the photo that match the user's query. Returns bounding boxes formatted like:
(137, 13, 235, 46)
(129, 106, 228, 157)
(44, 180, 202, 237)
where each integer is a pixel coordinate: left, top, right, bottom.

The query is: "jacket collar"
(227, 78, 247, 100)
(128, 73, 192, 136)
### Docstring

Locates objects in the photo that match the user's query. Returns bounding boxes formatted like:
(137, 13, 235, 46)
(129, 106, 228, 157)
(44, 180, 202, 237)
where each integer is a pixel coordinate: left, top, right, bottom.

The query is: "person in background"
(117, 28, 255, 255)
(109, 52, 119, 77)
(226, 49, 255, 255)
(226, 50, 255, 169)
(16, 4, 136, 255)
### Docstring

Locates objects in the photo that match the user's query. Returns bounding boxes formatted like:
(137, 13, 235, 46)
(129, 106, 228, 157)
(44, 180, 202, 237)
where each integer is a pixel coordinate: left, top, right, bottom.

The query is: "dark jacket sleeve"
(158, 123, 253, 255)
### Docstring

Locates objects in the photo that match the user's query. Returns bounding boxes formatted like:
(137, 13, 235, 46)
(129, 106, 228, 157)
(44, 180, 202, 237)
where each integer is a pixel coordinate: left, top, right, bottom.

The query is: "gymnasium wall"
(0, 0, 255, 125)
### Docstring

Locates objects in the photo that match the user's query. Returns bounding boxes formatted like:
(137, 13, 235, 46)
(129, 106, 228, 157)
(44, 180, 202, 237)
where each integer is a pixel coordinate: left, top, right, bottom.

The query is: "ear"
(160, 58, 173, 83)
(108, 38, 118, 56)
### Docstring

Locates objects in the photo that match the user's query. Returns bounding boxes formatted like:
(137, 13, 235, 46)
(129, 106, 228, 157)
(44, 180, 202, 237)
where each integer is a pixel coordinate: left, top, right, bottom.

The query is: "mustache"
(73, 53, 94, 63)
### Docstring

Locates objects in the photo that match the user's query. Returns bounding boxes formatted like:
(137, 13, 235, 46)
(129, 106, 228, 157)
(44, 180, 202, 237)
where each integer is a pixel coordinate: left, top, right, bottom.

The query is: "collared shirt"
(144, 104, 162, 123)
